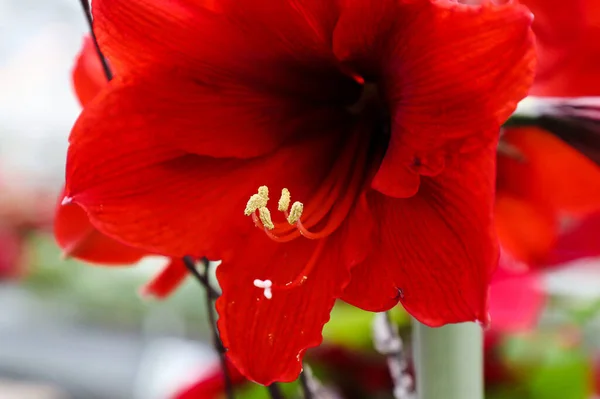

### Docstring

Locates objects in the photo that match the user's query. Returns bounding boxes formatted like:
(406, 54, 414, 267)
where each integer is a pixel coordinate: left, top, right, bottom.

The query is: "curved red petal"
(494, 194, 557, 266)
(343, 142, 498, 326)
(68, 71, 343, 159)
(54, 189, 147, 265)
(92, 0, 356, 102)
(499, 127, 600, 216)
(215, 197, 372, 385)
(523, 0, 600, 96)
(66, 81, 347, 257)
(72, 36, 108, 107)
(335, 0, 535, 197)
(140, 258, 188, 298)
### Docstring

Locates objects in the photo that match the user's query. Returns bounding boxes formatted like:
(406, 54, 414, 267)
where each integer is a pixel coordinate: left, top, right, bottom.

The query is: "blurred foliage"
(13, 232, 600, 399)
(490, 333, 592, 399)
(22, 232, 213, 336)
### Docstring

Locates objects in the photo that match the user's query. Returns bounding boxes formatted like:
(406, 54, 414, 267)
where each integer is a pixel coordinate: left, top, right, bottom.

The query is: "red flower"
(496, 127, 600, 265)
(172, 359, 245, 399)
(488, 256, 545, 332)
(55, 36, 189, 297)
(494, 0, 600, 268)
(522, 0, 600, 97)
(65, 0, 534, 384)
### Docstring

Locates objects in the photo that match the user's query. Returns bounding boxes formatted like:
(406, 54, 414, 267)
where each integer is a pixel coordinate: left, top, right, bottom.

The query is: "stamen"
(244, 186, 269, 216)
(278, 188, 291, 212)
(258, 207, 275, 230)
(244, 127, 367, 242)
(254, 279, 273, 299)
(287, 202, 304, 224)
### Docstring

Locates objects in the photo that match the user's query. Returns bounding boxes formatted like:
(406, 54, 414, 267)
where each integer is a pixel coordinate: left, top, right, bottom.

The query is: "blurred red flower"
(0, 173, 52, 279)
(524, 0, 600, 97)
(54, 36, 189, 298)
(172, 359, 245, 399)
(495, 0, 600, 266)
(64, 0, 534, 384)
(496, 127, 600, 266)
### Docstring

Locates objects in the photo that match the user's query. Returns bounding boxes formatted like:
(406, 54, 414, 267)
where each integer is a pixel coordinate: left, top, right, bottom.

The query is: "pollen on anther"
(278, 188, 291, 212)
(244, 186, 270, 216)
(287, 201, 304, 224)
(257, 186, 269, 199)
(259, 207, 275, 230)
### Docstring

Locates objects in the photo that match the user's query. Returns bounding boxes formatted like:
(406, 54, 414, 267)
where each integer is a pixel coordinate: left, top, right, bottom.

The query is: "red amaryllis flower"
(54, 36, 189, 297)
(544, 211, 600, 265)
(488, 255, 545, 332)
(522, 0, 600, 97)
(172, 359, 245, 399)
(65, 0, 534, 384)
(495, 0, 600, 266)
(496, 126, 600, 265)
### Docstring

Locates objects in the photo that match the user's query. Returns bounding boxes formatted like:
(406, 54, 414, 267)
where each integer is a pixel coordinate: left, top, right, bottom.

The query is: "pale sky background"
(0, 0, 87, 190)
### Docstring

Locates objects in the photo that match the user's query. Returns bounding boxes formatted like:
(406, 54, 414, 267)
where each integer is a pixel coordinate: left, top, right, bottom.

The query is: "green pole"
(412, 321, 484, 399)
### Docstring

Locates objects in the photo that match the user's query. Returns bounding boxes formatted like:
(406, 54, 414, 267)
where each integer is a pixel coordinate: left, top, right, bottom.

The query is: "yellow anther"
(278, 188, 291, 212)
(259, 207, 275, 230)
(258, 186, 269, 200)
(244, 186, 270, 216)
(244, 194, 266, 216)
(287, 201, 304, 224)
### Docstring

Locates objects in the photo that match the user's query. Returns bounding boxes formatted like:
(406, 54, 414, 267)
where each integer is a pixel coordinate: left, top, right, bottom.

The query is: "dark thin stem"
(182, 257, 233, 398)
(78, 0, 113, 80)
(267, 384, 286, 399)
(299, 369, 314, 399)
(182, 256, 220, 299)
(202, 258, 234, 399)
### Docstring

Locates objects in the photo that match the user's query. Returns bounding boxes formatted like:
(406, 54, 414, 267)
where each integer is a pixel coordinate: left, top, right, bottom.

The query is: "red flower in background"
(0, 173, 52, 279)
(173, 359, 245, 399)
(524, 0, 600, 97)
(496, 127, 600, 266)
(488, 256, 546, 332)
(54, 36, 189, 298)
(495, 0, 600, 267)
(64, 0, 534, 384)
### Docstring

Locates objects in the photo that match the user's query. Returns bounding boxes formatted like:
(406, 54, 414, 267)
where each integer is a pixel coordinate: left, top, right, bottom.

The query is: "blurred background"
(2, 0, 600, 398)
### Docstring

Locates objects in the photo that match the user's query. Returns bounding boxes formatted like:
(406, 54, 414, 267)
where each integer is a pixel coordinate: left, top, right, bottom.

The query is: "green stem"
(412, 321, 483, 399)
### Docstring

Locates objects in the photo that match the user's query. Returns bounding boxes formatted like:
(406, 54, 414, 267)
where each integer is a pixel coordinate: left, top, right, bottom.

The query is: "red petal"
(488, 266, 545, 332)
(69, 69, 343, 159)
(335, 0, 535, 197)
(92, 0, 357, 103)
(54, 189, 147, 265)
(66, 80, 347, 257)
(523, 0, 600, 96)
(545, 212, 600, 265)
(140, 258, 189, 298)
(72, 36, 108, 107)
(218, 0, 341, 52)
(494, 194, 557, 265)
(216, 198, 372, 385)
(343, 142, 499, 326)
(499, 127, 600, 216)
(172, 360, 245, 399)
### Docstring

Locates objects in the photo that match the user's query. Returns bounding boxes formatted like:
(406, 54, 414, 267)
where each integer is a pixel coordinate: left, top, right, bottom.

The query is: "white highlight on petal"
(253, 279, 273, 299)
(61, 196, 73, 205)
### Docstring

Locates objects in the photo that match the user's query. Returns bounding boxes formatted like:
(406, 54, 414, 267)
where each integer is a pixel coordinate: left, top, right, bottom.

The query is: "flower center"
(347, 82, 380, 115)
(243, 125, 371, 299)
